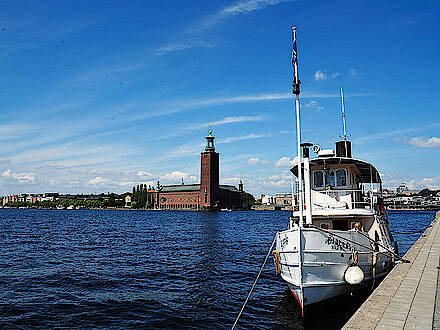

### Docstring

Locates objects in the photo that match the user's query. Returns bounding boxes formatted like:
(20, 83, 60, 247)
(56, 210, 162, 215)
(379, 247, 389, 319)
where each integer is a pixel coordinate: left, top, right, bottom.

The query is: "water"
(0, 209, 436, 329)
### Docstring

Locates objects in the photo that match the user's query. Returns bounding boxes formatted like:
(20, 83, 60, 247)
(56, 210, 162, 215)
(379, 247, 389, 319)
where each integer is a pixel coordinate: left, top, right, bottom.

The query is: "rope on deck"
(231, 235, 277, 330)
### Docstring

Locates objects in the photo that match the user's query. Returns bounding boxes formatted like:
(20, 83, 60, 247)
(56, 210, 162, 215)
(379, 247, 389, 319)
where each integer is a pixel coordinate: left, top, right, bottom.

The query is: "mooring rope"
(390, 224, 431, 235)
(231, 235, 277, 330)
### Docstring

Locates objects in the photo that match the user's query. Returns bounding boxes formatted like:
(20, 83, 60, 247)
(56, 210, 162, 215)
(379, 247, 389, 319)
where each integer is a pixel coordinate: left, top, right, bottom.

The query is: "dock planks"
(343, 211, 440, 329)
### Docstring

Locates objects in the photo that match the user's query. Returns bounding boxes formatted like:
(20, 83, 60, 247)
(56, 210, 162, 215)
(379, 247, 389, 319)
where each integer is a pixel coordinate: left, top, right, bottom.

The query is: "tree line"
(3, 194, 126, 209)
(131, 184, 155, 209)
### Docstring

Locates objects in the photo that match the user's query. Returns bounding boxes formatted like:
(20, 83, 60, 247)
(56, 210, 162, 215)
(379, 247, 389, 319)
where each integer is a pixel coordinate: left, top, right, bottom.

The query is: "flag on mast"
(292, 26, 300, 95)
(291, 29, 297, 72)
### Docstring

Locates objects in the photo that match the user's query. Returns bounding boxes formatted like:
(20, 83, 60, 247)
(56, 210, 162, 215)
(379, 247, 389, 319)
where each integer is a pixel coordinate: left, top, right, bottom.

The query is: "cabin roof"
(290, 157, 382, 183)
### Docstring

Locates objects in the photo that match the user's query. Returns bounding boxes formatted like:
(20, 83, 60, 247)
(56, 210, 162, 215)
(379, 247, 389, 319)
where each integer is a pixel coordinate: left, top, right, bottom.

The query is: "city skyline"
(0, 0, 439, 196)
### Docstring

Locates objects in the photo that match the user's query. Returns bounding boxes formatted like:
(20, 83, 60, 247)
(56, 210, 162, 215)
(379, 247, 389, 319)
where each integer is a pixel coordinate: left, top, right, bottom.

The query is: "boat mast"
(292, 26, 304, 226)
(340, 86, 348, 157)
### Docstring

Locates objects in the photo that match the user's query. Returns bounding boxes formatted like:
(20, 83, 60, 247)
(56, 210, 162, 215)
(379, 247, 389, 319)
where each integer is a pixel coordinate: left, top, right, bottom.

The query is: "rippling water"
(0, 209, 436, 329)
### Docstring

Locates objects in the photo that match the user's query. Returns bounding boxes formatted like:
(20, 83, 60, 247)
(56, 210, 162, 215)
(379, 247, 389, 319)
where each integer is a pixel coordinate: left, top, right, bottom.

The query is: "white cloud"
(314, 70, 339, 81)
(154, 41, 213, 55)
(314, 70, 327, 81)
(123, 92, 373, 124)
(88, 176, 112, 186)
(248, 157, 268, 165)
(276, 156, 297, 167)
(2, 169, 11, 177)
(155, 0, 292, 54)
(160, 171, 197, 184)
(409, 136, 440, 148)
(187, 0, 292, 33)
(349, 68, 358, 77)
(354, 123, 440, 144)
(118, 181, 136, 186)
(222, 177, 241, 185)
(137, 170, 155, 179)
(219, 133, 271, 144)
(13, 172, 36, 183)
(303, 100, 324, 111)
(187, 115, 265, 130)
(267, 179, 289, 187)
(380, 173, 440, 191)
(2, 169, 35, 183)
(155, 43, 194, 55)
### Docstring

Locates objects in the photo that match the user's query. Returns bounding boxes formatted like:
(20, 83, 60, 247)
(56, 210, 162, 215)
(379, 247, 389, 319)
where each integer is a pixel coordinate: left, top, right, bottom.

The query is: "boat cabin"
(290, 141, 386, 234)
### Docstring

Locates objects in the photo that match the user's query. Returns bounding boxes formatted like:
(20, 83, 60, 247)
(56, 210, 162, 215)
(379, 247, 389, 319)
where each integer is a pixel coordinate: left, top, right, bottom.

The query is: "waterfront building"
(396, 183, 420, 196)
(260, 194, 276, 205)
(124, 195, 131, 208)
(154, 130, 242, 210)
(275, 193, 293, 206)
(2, 194, 18, 205)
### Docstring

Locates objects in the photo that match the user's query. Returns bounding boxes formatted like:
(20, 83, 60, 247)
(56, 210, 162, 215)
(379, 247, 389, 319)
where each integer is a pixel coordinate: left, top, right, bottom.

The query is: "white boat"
(273, 27, 397, 314)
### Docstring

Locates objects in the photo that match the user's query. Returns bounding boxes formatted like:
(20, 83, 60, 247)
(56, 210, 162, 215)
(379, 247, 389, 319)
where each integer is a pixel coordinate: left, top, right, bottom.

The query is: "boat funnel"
(336, 140, 352, 158)
(301, 143, 313, 158)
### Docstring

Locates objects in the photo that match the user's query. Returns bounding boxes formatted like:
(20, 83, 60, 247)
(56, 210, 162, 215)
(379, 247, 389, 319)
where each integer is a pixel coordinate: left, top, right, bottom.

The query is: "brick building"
(155, 130, 243, 210)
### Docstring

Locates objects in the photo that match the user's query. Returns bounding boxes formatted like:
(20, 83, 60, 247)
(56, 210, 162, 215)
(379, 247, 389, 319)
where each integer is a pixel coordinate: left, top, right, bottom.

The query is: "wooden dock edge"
(343, 211, 440, 329)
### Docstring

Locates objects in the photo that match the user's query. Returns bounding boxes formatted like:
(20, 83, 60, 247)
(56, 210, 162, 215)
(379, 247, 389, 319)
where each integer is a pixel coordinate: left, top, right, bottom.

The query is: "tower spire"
(205, 125, 215, 152)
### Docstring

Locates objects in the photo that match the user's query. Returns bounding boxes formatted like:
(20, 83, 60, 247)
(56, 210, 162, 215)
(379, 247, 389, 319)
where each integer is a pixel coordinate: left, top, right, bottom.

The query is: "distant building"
(275, 193, 293, 206)
(382, 189, 395, 198)
(396, 183, 420, 196)
(155, 130, 242, 210)
(125, 195, 131, 208)
(2, 194, 18, 205)
(260, 194, 276, 205)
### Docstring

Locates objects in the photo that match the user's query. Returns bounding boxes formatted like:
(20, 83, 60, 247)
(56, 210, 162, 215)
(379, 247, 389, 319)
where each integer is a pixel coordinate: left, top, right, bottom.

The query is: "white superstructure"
(274, 143, 397, 313)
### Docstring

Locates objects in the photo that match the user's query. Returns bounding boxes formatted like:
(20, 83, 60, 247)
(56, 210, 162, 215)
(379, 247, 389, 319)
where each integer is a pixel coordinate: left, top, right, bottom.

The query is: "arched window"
(314, 171, 324, 188)
(336, 169, 347, 187)
(325, 169, 335, 188)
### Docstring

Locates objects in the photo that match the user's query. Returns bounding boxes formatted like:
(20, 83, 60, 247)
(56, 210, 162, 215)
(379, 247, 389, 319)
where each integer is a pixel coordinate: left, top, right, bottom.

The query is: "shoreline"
(0, 207, 248, 212)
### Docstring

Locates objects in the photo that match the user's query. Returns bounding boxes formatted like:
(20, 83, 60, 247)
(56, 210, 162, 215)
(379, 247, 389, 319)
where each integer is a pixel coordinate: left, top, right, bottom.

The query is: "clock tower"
(200, 128, 219, 209)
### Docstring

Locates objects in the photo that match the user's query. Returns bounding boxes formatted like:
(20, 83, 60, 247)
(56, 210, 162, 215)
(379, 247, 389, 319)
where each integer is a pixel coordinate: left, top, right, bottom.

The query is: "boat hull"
(276, 226, 394, 308)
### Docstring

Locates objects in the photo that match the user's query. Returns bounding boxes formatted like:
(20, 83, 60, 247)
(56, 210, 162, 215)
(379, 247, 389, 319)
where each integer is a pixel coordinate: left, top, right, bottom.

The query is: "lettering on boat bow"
(281, 236, 289, 248)
(325, 233, 352, 251)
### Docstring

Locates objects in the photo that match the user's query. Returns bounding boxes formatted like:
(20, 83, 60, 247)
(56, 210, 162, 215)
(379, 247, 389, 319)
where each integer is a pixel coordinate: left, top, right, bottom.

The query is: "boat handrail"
(293, 187, 382, 211)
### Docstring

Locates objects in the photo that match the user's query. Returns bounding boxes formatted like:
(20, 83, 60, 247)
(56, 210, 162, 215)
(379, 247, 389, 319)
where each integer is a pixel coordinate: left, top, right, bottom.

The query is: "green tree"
(108, 193, 116, 207)
(242, 192, 256, 209)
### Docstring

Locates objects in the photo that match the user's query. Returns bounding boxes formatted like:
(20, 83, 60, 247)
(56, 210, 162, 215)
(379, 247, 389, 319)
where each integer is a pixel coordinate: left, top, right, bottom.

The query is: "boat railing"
(294, 188, 381, 211)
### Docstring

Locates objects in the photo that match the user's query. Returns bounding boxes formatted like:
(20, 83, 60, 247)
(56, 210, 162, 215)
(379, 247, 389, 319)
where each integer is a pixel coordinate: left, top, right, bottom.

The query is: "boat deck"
(343, 210, 440, 329)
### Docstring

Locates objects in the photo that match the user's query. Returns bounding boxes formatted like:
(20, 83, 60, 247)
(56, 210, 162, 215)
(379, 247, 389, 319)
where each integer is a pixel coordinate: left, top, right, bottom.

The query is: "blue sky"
(0, 0, 439, 196)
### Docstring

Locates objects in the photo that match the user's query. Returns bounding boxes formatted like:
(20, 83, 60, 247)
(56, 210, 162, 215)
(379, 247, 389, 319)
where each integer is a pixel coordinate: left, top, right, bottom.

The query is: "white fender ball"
(344, 265, 364, 285)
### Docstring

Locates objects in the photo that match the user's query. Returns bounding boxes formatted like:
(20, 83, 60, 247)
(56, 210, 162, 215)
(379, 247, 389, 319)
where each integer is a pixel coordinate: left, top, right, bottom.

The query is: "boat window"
(313, 171, 324, 188)
(336, 169, 347, 187)
(332, 219, 348, 230)
(325, 169, 335, 188)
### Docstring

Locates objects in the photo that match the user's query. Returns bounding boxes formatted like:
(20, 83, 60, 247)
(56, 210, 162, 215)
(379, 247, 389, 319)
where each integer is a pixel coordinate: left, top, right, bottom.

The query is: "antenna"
(340, 86, 347, 142)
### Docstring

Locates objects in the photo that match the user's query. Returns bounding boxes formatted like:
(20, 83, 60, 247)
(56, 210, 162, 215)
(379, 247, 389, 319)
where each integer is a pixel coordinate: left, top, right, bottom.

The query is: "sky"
(0, 0, 439, 197)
